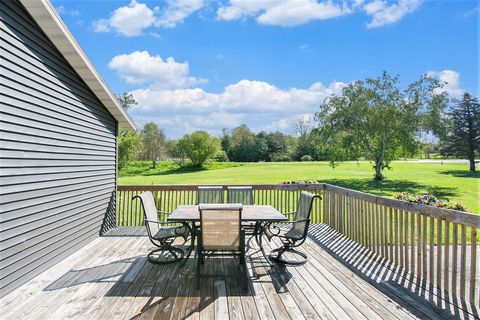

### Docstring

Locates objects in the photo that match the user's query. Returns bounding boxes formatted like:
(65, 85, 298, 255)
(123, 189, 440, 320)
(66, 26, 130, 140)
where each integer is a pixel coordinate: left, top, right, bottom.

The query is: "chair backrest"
(292, 191, 319, 238)
(198, 204, 242, 250)
(134, 191, 160, 236)
(197, 186, 224, 204)
(227, 186, 254, 205)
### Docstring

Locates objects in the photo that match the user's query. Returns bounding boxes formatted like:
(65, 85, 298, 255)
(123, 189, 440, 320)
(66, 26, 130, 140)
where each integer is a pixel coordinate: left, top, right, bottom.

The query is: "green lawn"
(119, 161, 480, 213)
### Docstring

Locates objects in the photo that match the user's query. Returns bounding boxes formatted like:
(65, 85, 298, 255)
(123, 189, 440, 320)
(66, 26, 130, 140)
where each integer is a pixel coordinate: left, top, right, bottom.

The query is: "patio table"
(168, 205, 288, 258)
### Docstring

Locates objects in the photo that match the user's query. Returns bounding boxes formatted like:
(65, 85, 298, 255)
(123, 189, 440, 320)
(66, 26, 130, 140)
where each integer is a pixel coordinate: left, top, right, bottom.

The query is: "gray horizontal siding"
(0, 0, 118, 298)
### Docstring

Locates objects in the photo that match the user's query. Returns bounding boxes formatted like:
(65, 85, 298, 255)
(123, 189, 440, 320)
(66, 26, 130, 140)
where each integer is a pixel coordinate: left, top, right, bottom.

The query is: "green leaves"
(315, 71, 447, 180)
(178, 131, 219, 167)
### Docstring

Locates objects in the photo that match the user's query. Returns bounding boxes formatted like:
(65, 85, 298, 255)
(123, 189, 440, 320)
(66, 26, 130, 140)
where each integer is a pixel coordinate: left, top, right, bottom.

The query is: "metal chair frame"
(265, 191, 320, 265)
(133, 192, 190, 264)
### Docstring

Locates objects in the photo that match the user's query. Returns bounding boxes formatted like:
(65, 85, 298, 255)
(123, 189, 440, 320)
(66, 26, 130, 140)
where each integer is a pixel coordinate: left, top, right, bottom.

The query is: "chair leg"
(196, 252, 201, 290)
(269, 245, 308, 265)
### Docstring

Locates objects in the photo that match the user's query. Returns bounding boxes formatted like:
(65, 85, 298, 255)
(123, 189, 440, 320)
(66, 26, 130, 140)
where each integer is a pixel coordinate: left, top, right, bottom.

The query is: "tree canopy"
(440, 92, 480, 171)
(315, 71, 447, 180)
(178, 131, 219, 167)
(141, 122, 166, 168)
(115, 92, 137, 111)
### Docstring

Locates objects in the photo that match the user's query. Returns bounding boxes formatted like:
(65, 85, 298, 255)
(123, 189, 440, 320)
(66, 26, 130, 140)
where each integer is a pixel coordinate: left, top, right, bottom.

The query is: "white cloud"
(217, 0, 420, 28)
(217, 0, 350, 26)
(127, 79, 346, 136)
(364, 0, 421, 28)
(156, 0, 205, 28)
(92, 0, 157, 36)
(427, 70, 464, 99)
(108, 51, 207, 89)
(92, 0, 203, 37)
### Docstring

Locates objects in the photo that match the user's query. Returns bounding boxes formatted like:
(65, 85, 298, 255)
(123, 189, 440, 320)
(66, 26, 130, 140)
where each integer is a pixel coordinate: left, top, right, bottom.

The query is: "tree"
(229, 125, 260, 162)
(166, 140, 187, 166)
(293, 117, 317, 161)
(118, 131, 139, 170)
(315, 71, 447, 180)
(141, 122, 166, 168)
(266, 131, 288, 161)
(178, 131, 219, 167)
(440, 93, 480, 171)
(115, 92, 137, 111)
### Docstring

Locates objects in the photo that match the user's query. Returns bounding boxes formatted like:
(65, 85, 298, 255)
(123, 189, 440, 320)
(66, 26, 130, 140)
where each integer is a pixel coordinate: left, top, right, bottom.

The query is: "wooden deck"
(1, 224, 477, 320)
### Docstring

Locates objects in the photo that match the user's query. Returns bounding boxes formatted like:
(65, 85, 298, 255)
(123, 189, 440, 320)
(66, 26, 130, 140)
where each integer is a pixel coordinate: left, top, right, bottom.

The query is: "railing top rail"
(118, 183, 325, 191)
(323, 183, 479, 228)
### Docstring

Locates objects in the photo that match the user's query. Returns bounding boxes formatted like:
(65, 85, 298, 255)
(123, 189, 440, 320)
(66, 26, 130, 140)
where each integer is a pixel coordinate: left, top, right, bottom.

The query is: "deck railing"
(323, 184, 479, 309)
(116, 183, 479, 308)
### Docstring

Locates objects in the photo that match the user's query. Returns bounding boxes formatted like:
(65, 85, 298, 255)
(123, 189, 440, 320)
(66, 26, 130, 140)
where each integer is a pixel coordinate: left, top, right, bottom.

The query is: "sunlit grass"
(119, 160, 479, 214)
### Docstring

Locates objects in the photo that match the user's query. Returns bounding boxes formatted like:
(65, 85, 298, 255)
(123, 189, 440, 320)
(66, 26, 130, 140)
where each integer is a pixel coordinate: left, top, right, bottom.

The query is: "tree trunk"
(152, 160, 156, 169)
(374, 160, 384, 180)
(469, 156, 476, 172)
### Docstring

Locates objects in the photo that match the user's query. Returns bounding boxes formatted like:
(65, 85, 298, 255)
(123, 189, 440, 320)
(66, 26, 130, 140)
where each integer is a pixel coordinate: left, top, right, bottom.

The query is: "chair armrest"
(144, 219, 176, 226)
(283, 212, 295, 217)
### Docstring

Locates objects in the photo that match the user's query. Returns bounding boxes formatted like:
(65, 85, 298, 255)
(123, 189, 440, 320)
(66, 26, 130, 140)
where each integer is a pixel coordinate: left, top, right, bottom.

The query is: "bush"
(213, 150, 229, 162)
(300, 155, 313, 162)
(177, 131, 219, 167)
(272, 154, 291, 162)
(281, 180, 317, 184)
(393, 192, 467, 212)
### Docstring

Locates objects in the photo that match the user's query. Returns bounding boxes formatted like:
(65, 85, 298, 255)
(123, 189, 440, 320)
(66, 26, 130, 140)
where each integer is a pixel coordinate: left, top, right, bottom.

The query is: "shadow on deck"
(1, 225, 478, 319)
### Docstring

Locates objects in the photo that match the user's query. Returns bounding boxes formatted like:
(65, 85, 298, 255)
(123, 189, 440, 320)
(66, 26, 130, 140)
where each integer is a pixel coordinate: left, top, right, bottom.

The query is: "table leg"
(184, 221, 195, 260)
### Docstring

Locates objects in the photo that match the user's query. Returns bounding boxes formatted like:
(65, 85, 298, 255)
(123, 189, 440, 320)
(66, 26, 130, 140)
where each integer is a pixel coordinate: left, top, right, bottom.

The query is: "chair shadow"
(307, 224, 479, 320)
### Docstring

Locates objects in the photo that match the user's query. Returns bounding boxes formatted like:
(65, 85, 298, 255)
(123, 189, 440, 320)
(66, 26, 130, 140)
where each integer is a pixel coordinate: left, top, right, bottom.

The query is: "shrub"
(272, 154, 291, 162)
(177, 131, 219, 167)
(213, 150, 229, 162)
(393, 192, 467, 212)
(281, 180, 317, 184)
(300, 155, 313, 162)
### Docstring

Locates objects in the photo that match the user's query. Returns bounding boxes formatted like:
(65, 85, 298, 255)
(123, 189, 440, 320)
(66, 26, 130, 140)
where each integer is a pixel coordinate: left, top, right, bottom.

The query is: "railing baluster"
(460, 225, 467, 299)
(390, 207, 394, 264)
(471, 227, 477, 303)
(422, 214, 428, 279)
(429, 216, 435, 286)
(410, 211, 415, 274)
(452, 223, 458, 296)
(444, 220, 450, 293)
(399, 209, 404, 268)
(404, 210, 409, 270)
(436, 218, 442, 290)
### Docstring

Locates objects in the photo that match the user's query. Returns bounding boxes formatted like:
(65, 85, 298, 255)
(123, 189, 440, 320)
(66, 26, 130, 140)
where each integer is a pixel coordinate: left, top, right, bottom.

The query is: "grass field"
(119, 160, 480, 214)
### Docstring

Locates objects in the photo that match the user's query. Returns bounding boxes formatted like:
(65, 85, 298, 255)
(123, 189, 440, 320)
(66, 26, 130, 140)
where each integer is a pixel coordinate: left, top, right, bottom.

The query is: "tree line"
(117, 71, 480, 179)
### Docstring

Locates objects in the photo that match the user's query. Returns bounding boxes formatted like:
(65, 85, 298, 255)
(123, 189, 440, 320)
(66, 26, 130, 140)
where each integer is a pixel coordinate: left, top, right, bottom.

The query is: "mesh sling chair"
(196, 204, 246, 288)
(264, 191, 319, 265)
(197, 186, 224, 204)
(134, 192, 190, 264)
(227, 186, 255, 234)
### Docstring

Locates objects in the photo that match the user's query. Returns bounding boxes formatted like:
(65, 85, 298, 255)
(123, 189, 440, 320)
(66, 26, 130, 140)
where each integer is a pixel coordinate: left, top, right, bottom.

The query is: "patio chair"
(264, 191, 319, 265)
(133, 192, 190, 264)
(196, 204, 246, 288)
(197, 186, 224, 204)
(227, 186, 255, 234)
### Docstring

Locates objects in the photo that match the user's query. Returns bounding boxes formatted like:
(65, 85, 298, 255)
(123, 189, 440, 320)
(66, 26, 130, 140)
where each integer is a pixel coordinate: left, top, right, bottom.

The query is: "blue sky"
(52, 0, 479, 138)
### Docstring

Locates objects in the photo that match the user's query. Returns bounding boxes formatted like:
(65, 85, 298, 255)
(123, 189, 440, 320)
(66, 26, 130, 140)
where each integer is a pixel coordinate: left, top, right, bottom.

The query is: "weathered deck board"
(0, 225, 475, 320)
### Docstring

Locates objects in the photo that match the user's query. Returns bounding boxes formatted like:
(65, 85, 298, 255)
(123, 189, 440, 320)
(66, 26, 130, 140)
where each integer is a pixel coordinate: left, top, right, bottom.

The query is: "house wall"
(0, 0, 118, 298)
